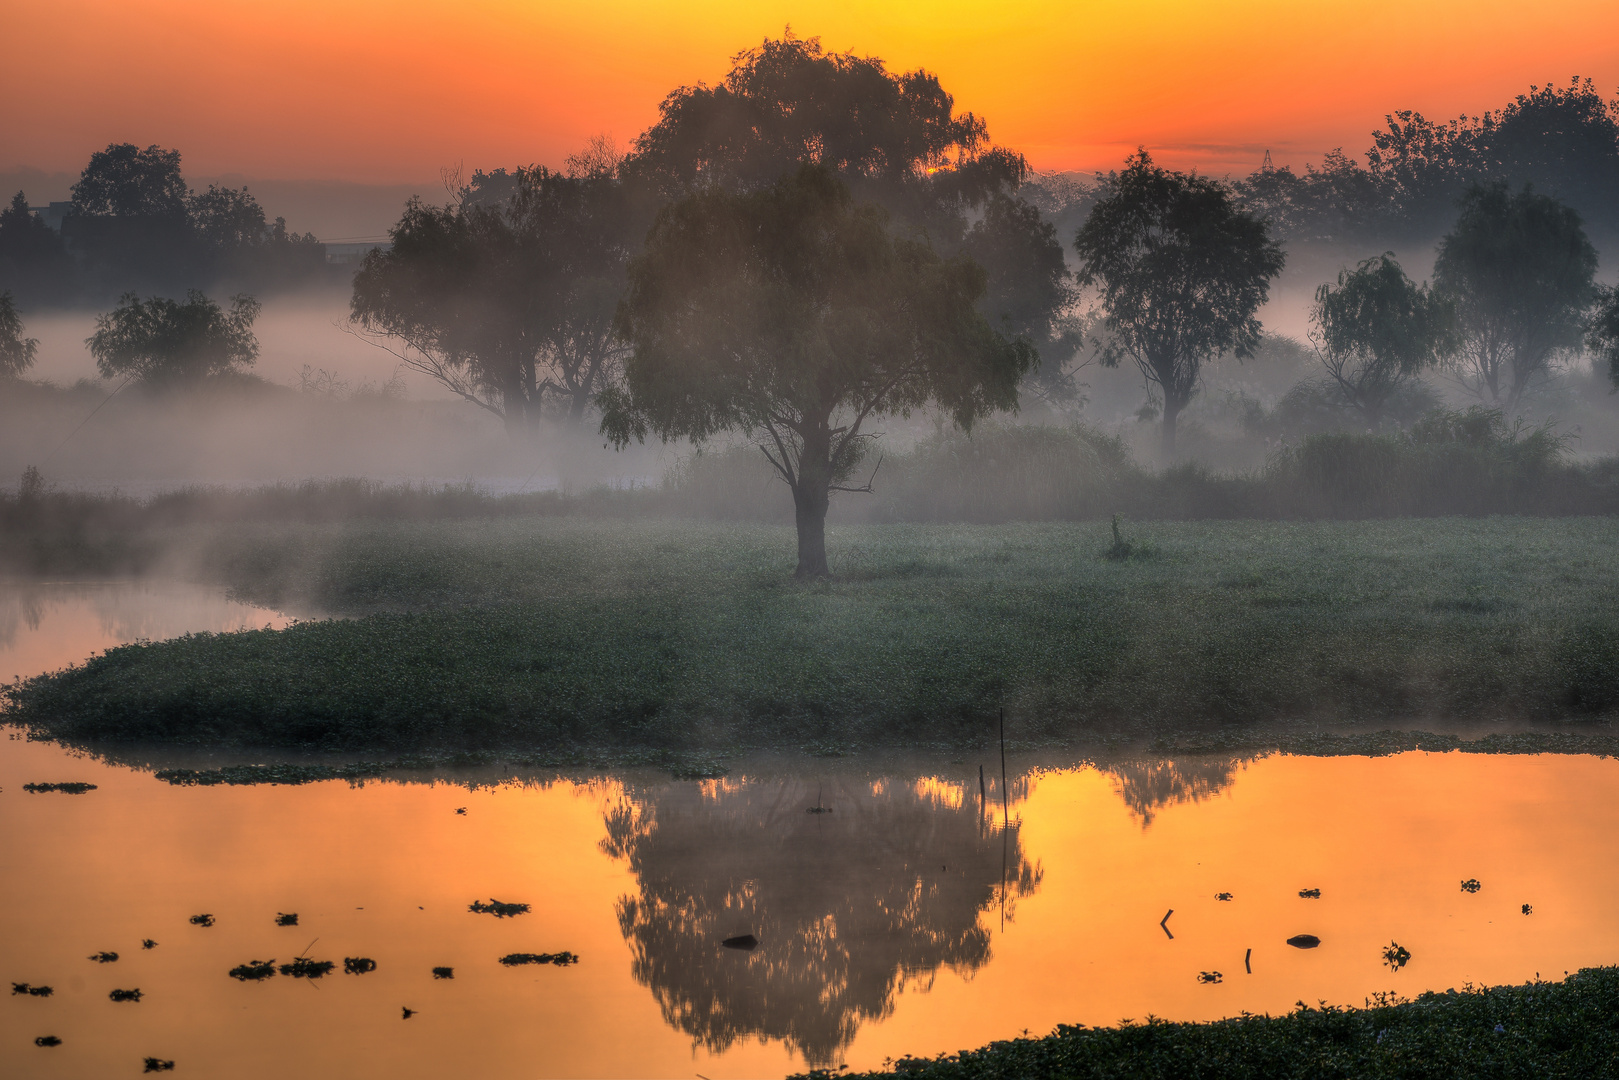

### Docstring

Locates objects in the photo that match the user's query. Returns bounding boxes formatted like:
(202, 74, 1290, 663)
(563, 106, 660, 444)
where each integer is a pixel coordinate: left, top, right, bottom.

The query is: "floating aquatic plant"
(1299, 889, 1321, 899)
(279, 958, 334, 979)
(143, 1058, 175, 1072)
(432, 967, 454, 979)
(229, 960, 276, 982)
(12, 982, 53, 997)
(35, 1036, 61, 1047)
(1214, 892, 1233, 901)
(469, 899, 529, 918)
(499, 952, 579, 966)
(109, 988, 143, 1002)
(22, 782, 96, 794)
(343, 957, 377, 975)
(275, 913, 298, 927)
(141, 940, 157, 950)
(1383, 942, 1412, 970)
(189, 914, 215, 927)
(89, 951, 118, 963)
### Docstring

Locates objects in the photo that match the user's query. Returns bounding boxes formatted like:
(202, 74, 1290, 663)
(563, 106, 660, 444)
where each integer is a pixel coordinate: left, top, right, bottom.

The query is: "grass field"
(6, 516, 1619, 750)
(806, 967, 1619, 1080)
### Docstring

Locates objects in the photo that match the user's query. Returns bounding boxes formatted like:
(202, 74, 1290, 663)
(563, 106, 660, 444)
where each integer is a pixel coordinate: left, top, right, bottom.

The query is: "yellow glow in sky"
(4, 0, 1617, 181)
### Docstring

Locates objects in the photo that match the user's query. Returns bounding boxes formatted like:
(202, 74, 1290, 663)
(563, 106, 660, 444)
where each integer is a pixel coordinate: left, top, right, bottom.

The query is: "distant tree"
(628, 32, 1072, 378)
(66, 143, 197, 292)
(71, 144, 189, 219)
(351, 165, 639, 430)
(189, 184, 266, 250)
(87, 290, 260, 386)
(1433, 182, 1598, 410)
(0, 292, 38, 378)
(1590, 285, 1619, 392)
(0, 192, 76, 303)
(1369, 77, 1619, 236)
(1074, 151, 1285, 452)
(1309, 253, 1457, 428)
(964, 192, 1082, 402)
(1232, 148, 1391, 243)
(602, 166, 1033, 578)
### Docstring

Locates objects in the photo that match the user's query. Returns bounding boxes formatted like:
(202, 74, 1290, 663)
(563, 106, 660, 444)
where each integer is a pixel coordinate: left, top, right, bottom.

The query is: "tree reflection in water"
(601, 774, 1041, 1068)
(1103, 756, 1250, 828)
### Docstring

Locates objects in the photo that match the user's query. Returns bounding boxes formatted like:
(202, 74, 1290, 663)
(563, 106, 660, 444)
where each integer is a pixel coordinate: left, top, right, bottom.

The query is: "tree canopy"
(627, 32, 1073, 373)
(1075, 151, 1285, 452)
(1433, 181, 1598, 410)
(1589, 285, 1619, 393)
(602, 165, 1033, 577)
(1309, 253, 1457, 428)
(87, 290, 260, 386)
(351, 166, 641, 430)
(0, 193, 74, 306)
(627, 31, 990, 192)
(0, 292, 38, 379)
(71, 143, 190, 220)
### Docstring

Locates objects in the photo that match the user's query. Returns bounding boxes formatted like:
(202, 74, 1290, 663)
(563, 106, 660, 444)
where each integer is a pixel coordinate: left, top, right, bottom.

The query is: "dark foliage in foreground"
(807, 967, 1619, 1080)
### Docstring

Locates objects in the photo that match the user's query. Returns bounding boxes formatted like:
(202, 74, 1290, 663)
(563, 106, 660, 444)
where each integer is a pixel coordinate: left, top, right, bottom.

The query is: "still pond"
(2, 581, 1617, 1077)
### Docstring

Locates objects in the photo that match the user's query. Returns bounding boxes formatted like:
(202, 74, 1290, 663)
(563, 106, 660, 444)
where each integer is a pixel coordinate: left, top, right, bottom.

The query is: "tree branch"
(830, 452, 884, 494)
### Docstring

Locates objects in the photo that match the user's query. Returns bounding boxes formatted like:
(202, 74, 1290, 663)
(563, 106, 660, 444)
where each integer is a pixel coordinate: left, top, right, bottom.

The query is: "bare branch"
(338, 322, 507, 422)
(829, 452, 884, 494)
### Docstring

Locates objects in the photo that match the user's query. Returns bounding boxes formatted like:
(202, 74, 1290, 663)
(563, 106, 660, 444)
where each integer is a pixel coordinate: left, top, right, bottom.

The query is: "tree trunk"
(791, 426, 833, 579)
(1160, 399, 1180, 456)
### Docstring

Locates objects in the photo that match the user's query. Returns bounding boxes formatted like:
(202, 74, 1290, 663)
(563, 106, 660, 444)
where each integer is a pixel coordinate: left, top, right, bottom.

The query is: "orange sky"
(5, 0, 1619, 184)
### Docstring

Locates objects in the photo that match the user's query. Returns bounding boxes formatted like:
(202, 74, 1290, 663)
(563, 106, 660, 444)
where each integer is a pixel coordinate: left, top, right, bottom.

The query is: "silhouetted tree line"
(0, 143, 326, 306)
(7, 35, 1618, 568)
(1227, 78, 1619, 244)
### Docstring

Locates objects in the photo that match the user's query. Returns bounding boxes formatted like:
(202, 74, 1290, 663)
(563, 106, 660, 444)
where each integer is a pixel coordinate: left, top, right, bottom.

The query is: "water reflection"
(603, 775, 1042, 1066)
(0, 580, 305, 682)
(1103, 756, 1248, 827)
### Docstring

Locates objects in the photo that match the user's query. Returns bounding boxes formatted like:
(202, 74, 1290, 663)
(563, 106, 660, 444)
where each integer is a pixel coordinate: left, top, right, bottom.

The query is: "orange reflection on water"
(4, 740, 1619, 1077)
(0, 582, 302, 684)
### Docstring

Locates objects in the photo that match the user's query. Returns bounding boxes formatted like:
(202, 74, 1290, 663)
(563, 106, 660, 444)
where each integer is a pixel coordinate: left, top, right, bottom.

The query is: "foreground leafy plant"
(809, 966, 1619, 1080)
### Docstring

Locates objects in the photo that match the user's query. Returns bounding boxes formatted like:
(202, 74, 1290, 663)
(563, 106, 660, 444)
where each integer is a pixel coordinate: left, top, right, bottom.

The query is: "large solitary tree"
(351, 166, 640, 431)
(1309, 253, 1457, 427)
(87, 290, 260, 386)
(601, 166, 1033, 578)
(628, 32, 1075, 372)
(1075, 152, 1285, 452)
(1433, 181, 1598, 411)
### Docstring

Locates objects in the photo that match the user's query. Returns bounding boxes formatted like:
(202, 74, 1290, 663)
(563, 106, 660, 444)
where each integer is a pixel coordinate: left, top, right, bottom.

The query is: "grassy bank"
(806, 967, 1619, 1079)
(6, 517, 1619, 750)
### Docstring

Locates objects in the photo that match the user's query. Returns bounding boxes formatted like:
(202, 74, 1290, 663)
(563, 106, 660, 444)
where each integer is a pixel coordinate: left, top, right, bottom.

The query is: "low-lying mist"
(3, 234, 1616, 514)
(3, 288, 671, 493)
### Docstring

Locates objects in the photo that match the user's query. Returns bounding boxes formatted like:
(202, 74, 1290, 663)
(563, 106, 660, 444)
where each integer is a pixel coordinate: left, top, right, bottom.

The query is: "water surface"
(4, 581, 1618, 1078)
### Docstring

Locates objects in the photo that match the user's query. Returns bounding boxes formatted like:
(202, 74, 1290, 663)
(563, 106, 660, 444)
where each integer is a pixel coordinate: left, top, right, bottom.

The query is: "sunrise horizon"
(6, 1, 1619, 191)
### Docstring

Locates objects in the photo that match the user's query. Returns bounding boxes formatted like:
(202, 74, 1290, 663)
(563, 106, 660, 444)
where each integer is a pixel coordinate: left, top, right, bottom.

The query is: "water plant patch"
(469, 899, 529, 917)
